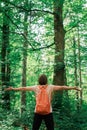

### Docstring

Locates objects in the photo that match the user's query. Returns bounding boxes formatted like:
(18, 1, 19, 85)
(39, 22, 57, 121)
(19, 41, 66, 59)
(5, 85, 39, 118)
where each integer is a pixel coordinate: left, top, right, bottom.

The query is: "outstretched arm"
(5, 86, 36, 91)
(53, 85, 82, 91)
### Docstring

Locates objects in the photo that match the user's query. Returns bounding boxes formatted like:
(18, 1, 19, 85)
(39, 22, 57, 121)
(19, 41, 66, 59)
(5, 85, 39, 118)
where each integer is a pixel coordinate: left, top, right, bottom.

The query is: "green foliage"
(0, 107, 33, 130)
(0, 0, 87, 129)
(1, 99, 87, 130)
(53, 100, 87, 130)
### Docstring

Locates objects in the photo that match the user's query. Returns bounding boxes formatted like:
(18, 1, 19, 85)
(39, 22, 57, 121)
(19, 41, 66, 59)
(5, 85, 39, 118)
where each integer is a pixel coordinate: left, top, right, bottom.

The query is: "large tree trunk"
(1, 1, 10, 110)
(21, 0, 28, 130)
(53, 0, 66, 109)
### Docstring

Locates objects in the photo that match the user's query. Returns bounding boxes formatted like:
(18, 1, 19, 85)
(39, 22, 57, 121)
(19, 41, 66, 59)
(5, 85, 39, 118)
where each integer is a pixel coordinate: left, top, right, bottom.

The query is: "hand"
(5, 87, 13, 91)
(78, 88, 82, 91)
(75, 87, 82, 91)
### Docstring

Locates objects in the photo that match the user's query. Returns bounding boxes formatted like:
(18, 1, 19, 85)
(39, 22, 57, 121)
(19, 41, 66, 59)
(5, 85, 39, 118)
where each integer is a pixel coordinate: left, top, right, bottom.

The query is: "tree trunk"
(73, 37, 80, 111)
(21, 0, 28, 130)
(53, 0, 66, 110)
(1, 1, 10, 110)
(77, 27, 82, 108)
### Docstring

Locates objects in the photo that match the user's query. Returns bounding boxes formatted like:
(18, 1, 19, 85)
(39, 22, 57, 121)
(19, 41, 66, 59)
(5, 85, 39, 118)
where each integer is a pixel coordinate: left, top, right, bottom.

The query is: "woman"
(5, 74, 81, 130)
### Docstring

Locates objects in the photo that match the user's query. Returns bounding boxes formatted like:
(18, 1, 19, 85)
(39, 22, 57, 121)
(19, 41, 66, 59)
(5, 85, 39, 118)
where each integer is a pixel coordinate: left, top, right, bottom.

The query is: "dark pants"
(32, 113, 54, 130)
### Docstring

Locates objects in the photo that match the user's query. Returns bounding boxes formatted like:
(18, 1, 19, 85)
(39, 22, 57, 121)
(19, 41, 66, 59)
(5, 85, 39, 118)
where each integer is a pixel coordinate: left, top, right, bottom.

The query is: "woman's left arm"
(53, 85, 82, 91)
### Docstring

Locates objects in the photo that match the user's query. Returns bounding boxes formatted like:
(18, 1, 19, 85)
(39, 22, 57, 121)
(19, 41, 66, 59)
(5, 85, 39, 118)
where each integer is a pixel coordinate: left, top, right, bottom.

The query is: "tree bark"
(73, 37, 80, 111)
(77, 27, 82, 108)
(21, 0, 28, 130)
(1, 1, 10, 110)
(53, 0, 66, 109)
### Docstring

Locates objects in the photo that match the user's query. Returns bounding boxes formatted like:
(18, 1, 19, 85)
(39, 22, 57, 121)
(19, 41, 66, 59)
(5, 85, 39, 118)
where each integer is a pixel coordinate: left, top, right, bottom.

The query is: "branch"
(31, 9, 54, 15)
(3, 0, 54, 15)
(3, 10, 54, 51)
(2, 0, 55, 51)
(66, 13, 87, 33)
(3, 11, 35, 50)
(10, 30, 54, 51)
(30, 43, 54, 51)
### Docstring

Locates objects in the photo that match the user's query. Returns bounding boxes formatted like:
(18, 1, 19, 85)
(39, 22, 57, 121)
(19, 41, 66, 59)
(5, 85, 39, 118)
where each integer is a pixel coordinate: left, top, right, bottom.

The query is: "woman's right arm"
(5, 86, 36, 91)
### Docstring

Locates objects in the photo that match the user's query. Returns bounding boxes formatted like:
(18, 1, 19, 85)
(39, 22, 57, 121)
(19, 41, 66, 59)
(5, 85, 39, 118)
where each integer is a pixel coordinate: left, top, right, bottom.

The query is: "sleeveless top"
(33, 85, 54, 113)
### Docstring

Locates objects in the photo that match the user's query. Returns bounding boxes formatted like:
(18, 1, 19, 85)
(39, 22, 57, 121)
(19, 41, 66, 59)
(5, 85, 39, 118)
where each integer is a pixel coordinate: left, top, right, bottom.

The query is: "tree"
(21, 0, 29, 130)
(1, 0, 11, 110)
(53, 0, 66, 109)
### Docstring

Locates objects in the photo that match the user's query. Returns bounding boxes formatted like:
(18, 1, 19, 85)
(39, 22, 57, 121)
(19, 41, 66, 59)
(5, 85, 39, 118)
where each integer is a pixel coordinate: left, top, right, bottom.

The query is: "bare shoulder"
(48, 85, 54, 90)
(26, 85, 37, 91)
(49, 85, 62, 91)
(32, 85, 37, 90)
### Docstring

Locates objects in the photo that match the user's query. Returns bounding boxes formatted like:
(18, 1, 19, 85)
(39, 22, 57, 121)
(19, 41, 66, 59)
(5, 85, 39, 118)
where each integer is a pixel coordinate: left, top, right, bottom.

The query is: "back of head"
(38, 74, 47, 85)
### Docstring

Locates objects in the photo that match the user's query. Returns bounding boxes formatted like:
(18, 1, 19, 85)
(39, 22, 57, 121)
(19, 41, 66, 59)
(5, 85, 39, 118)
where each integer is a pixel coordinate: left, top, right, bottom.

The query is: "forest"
(0, 0, 87, 130)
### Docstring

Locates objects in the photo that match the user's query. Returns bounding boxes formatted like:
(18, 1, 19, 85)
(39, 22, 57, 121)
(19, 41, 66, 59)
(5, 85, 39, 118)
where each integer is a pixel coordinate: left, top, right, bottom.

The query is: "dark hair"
(38, 74, 47, 85)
